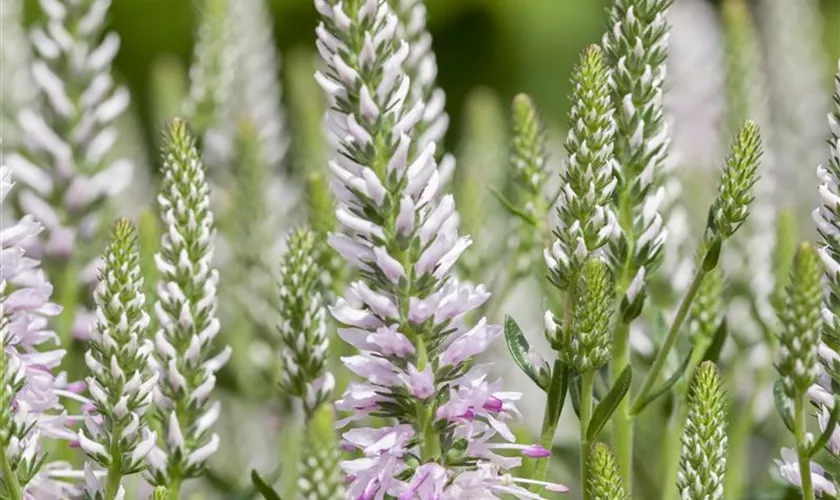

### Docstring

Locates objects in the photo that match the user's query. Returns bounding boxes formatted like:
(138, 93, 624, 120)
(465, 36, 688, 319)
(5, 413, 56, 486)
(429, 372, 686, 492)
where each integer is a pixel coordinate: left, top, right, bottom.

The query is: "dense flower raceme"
(9, 0, 131, 260)
(314, 0, 563, 497)
(389, 0, 455, 183)
(545, 45, 618, 292)
(276, 228, 333, 416)
(77, 220, 158, 499)
(7, 0, 132, 340)
(0, 166, 82, 499)
(147, 120, 230, 490)
(602, 0, 671, 293)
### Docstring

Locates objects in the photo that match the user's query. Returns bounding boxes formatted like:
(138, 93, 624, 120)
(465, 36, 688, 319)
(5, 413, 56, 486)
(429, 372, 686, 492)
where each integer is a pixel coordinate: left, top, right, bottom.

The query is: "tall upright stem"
(531, 359, 567, 487)
(632, 268, 708, 411)
(794, 395, 816, 500)
(104, 420, 126, 500)
(579, 371, 595, 500)
(611, 319, 632, 491)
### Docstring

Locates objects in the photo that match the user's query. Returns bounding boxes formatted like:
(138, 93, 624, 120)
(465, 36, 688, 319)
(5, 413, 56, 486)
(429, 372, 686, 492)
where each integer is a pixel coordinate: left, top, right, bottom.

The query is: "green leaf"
(773, 380, 795, 433)
(569, 372, 581, 419)
(251, 470, 283, 500)
(587, 365, 633, 441)
(504, 316, 551, 391)
(702, 237, 723, 272)
(490, 188, 538, 225)
(810, 396, 840, 457)
(631, 352, 692, 416)
(702, 320, 728, 363)
(546, 362, 570, 433)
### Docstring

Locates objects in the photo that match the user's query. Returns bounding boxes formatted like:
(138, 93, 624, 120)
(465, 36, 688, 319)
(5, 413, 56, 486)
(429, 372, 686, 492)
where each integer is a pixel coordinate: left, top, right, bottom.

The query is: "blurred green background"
(21, 0, 840, 156)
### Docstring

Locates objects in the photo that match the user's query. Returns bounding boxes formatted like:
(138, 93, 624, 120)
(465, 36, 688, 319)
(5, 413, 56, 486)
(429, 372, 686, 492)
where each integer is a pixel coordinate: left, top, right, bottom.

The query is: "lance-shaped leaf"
(587, 365, 632, 440)
(505, 316, 552, 391)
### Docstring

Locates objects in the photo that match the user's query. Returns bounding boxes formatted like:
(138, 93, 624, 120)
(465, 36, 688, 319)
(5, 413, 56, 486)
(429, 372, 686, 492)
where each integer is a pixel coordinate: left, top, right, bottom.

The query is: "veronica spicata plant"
(677, 361, 728, 500)
(389, 0, 455, 183)
(8, 0, 132, 341)
(147, 119, 230, 495)
(314, 0, 565, 497)
(274, 228, 342, 500)
(78, 219, 157, 500)
(773, 243, 830, 500)
(0, 166, 81, 499)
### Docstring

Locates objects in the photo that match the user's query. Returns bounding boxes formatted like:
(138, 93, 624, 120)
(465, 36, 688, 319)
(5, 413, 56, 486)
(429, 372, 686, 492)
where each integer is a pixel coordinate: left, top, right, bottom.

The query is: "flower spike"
(149, 119, 230, 491)
(80, 219, 158, 495)
(547, 44, 618, 291)
(678, 361, 727, 500)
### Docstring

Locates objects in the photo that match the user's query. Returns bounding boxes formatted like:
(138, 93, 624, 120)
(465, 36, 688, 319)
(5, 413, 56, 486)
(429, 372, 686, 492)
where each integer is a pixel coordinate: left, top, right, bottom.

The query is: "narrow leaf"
(251, 470, 283, 500)
(702, 320, 728, 363)
(631, 351, 692, 416)
(569, 372, 581, 419)
(587, 365, 633, 441)
(810, 396, 840, 457)
(490, 187, 538, 225)
(546, 362, 570, 433)
(773, 380, 795, 433)
(504, 315, 551, 391)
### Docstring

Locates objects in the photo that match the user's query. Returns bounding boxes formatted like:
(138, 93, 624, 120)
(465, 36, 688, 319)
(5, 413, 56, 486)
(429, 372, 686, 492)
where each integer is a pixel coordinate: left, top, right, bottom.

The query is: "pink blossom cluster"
(313, 1, 566, 498)
(1, 166, 85, 499)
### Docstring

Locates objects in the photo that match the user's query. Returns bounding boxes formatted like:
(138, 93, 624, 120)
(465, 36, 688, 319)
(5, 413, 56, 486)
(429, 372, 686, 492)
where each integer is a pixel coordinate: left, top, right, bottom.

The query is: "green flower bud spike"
(546, 45, 618, 291)
(589, 443, 629, 500)
(706, 120, 762, 241)
(776, 243, 823, 400)
(276, 228, 333, 417)
(297, 405, 344, 500)
(678, 361, 727, 500)
(565, 258, 615, 374)
(510, 93, 550, 224)
(776, 243, 824, 500)
(80, 219, 158, 499)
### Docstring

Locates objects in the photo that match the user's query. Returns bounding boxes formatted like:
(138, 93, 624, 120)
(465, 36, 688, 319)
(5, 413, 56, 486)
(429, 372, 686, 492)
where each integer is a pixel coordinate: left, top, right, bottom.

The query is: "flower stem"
(794, 394, 816, 500)
(580, 370, 595, 500)
(531, 358, 566, 487)
(415, 337, 440, 461)
(105, 423, 124, 500)
(168, 477, 181, 500)
(0, 446, 22, 500)
(632, 267, 708, 412)
(610, 319, 632, 491)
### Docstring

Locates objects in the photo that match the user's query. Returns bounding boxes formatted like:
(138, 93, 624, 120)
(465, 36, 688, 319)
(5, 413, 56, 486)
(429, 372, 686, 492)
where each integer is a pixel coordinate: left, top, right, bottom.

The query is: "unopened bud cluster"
(79, 220, 158, 484)
(277, 228, 333, 416)
(546, 45, 618, 290)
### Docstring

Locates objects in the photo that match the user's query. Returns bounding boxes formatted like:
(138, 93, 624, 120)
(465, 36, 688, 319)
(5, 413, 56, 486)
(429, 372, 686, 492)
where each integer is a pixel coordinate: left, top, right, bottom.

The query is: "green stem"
(530, 359, 566, 487)
(794, 394, 816, 500)
(580, 371, 595, 500)
(632, 268, 708, 412)
(168, 477, 181, 500)
(415, 338, 441, 461)
(611, 319, 633, 492)
(0, 445, 22, 500)
(104, 424, 124, 500)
